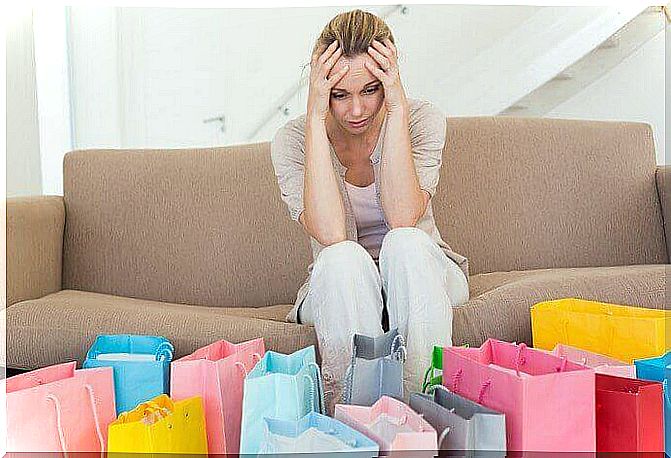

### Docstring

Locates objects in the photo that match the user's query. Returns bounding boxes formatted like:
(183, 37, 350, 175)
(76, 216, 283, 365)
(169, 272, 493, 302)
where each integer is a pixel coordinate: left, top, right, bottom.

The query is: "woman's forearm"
(303, 117, 347, 245)
(379, 106, 426, 228)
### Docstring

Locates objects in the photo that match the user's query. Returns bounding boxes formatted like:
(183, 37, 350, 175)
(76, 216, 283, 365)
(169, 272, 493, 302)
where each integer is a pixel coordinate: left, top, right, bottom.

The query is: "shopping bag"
(442, 339, 596, 452)
(531, 298, 670, 363)
(171, 337, 264, 455)
(549, 343, 636, 377)
(422, 346, 444, 393)
(5, 362, 116, 453)
(335, 395, 437, 455)
(595, 373, 663, 452)
(342, 328, 406, 406)
(107, 393, 207, 454)
(409, 385, 506, 456)
(634, 352, 671, 457)
(83, 334, 174, 414)
(259, 411, 379, 456)
(239, 345, 324, 455)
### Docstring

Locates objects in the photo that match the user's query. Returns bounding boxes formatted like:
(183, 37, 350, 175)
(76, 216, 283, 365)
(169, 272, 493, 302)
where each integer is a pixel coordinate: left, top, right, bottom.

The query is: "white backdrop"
(6, 4, 668, 196)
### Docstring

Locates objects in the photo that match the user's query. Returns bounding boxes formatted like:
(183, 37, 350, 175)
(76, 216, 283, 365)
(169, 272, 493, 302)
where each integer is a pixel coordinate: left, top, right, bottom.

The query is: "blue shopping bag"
(634, 352, 670, 457)
(83, 334, 174, 414)
(260, 411, 379, 456)
(239, 345, 324, 455)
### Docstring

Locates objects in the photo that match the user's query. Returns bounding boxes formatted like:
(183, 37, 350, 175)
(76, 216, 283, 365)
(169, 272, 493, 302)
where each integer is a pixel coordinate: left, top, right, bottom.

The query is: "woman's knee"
(313, 240, 375, 275)
(380, 227, 432, 261)
(315, 240, 373, 268)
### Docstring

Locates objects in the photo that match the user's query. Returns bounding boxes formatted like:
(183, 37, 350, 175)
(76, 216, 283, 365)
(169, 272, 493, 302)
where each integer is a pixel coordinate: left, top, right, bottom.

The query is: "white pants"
(298, 227, 469, 407)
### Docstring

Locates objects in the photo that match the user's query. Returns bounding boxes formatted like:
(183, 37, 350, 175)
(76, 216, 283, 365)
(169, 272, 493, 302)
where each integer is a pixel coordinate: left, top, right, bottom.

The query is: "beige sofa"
(6, 117, 669, 370)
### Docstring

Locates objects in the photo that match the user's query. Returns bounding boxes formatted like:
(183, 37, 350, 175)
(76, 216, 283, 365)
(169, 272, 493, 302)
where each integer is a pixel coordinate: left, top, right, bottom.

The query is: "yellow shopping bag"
(108, 394, 208, 455)
(531, 298, 670, 364)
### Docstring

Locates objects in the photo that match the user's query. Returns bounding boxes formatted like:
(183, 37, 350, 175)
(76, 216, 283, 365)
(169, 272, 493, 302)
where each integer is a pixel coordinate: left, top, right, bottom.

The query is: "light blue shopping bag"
(260, 411, 379, 456)
(634, 352, 670, 457)
(239, 345, 324, 455)
(83, 334, 174, 414)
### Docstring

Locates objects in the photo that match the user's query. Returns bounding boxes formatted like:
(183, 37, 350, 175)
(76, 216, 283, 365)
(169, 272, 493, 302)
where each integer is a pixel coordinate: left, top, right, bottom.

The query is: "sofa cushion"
(7, 265, 666, 370)
(6, 290, 317, 370)
(435, 117, 667, 275)
(455, 264, 667, 347)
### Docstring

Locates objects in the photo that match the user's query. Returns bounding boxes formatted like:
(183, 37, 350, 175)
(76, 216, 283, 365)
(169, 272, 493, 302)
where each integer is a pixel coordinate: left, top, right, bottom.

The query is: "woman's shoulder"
(407, 98, 445, 124)
(406, 99, 447, 141)
(271, 114, 309, 160)
(273, 114, 308, 144)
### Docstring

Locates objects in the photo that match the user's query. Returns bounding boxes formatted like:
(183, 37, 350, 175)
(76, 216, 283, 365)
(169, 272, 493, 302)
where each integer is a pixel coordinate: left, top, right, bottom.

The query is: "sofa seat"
(6, 264, 666, 370)
(5, 290, 317, 370)
(454, 264, 667, 346)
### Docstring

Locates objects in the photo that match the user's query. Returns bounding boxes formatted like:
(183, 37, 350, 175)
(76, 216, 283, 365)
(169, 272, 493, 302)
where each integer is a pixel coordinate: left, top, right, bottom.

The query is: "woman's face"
(327, 53, 385, 136)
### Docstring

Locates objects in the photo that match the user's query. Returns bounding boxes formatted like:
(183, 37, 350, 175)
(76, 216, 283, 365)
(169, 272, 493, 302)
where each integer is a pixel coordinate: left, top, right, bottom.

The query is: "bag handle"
(343, 336, 359, 404)
(84, 384, 105, 455)
(234, 361, 248, 377)
(342, 365, 353, 404)
(427, 383, 450, 397)
(515, 343, 527, 377)
(390, 334, 407, 363)
(557, 356, 568, 372)
(437, 426, 451, 450)
(421, 364, 435, 394)
(46, 394, 68, 457)
(308, 362, 326, 414)
(451, 369, 463, 393)
(155, 342, 175, 361)
(478, 379, 492, 404)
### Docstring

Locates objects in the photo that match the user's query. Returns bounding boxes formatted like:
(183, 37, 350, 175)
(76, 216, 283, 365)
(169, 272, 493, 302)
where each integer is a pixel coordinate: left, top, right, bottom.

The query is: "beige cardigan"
(270, 98, 469, 323)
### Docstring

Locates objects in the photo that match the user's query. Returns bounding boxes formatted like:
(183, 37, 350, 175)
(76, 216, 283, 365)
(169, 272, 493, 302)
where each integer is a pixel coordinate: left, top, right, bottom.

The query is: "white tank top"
(344, 181, 389, 260)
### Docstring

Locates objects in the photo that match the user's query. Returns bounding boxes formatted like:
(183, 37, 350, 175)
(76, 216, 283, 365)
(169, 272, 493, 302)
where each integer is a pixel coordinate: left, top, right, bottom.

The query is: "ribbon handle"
(84, 384, 105, 456)
(155, 342, 175, 362)
(46, 394, 68, 457)
(515, 343, 527, 377)
(307, 362, 326, 414)
(390, 334, 407, 363)
(437, 426, 451, 450)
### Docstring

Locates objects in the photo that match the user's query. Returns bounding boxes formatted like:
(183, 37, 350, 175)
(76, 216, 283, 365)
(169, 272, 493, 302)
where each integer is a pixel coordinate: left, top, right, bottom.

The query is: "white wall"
(666, 14, 670, 165)
(546, 28, 666, 165)
(6, 10, 42, 197)
(7, 5, 668, 197)
(69, 4, 542, 149)
(33, 7, 74, 195)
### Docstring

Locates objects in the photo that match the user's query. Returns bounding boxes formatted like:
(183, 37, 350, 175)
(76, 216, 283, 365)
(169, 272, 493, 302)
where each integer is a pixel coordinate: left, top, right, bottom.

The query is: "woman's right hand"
(307, 41, 349, 123)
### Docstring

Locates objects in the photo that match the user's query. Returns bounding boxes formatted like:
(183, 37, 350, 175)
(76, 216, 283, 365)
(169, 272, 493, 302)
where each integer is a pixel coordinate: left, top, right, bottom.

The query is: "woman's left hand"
(365, 38, 408, 114)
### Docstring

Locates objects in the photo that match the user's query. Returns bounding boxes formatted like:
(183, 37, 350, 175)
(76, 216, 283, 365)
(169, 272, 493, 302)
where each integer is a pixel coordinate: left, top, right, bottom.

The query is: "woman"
(271, 9, 469, 411)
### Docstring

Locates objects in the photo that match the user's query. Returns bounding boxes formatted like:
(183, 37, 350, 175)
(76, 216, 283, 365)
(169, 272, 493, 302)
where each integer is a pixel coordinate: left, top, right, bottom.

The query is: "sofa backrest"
(63, 144, 312, 308)
(432, 117, 667, 274)
(63, 117, 667, 308)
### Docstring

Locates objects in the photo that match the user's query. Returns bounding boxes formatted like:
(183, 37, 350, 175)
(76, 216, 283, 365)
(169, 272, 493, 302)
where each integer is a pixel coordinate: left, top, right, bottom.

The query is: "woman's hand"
(364, 38, 408, 114)
(307, 41, 349, 123)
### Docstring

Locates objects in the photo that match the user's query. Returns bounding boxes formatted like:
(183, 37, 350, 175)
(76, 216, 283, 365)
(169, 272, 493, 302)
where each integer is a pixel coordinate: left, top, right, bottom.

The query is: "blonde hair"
(313, 9, 395, 58)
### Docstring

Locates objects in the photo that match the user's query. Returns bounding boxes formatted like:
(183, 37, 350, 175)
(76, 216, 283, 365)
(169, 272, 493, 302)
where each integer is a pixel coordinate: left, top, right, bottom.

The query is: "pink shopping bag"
(335, 395, 437, 455)
(170, 338, 265, 455)
(550, 343, 636, 378)
(5, 361, 116, 453)
(442, 339, 596, 453)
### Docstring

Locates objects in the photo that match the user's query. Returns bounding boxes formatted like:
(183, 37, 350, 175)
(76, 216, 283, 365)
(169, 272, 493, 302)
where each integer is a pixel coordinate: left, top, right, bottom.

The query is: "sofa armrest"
(656, 166, 671, 262)
(6, 196, 65, 306)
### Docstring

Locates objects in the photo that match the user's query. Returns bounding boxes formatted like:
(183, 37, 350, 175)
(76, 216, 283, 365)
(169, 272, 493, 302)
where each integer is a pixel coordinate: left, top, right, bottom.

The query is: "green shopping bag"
(423, 345, 469, 393)
(422, 346, 443, 393)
